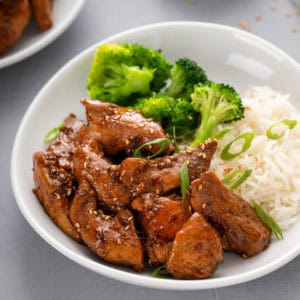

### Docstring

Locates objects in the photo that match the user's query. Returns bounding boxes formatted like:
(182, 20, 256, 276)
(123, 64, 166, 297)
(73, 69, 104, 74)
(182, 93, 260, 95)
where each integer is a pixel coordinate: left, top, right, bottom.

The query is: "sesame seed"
(125, 139, 130, 145)
(138, 123, 145, 128)
(117, 238, 122, 245)
(187, 0, 195, 5)
(93, 211, 98, 216)
(165, 158, 171, 164)
(149, 128, 154, 134)
(291, 27, 299, 33)
(97, 227, 102, 234)
(89, 209, 93, 215)
(239, 20, 251, 31)
(187, 115, 193, 120)
(202, 153, 207, 159)
(202, 203, 206, 209)
(186, 147, 193, 154)
(198, 184, 203, 191)
(186, 160, 190, 165)
(55, 193, 61, 200)
(75, 223, 80, 228)
(242, 254, 248, 259)
(155, 188, 160, 194)
(200, 144, 205, 150)
(83, 162, 87, 169)
(124, 225, 130, 230)
(104, 215, 111, 221)
(270, 4, 277, 11)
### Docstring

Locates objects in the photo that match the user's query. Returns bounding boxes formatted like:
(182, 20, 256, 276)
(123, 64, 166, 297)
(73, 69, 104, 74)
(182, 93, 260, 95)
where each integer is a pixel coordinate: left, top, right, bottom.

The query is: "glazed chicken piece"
(31, 0, 53, 30)
(131, 193, 191, 242)
(120, 139, 217, 196)
(81, 99, 171, 156)
(70, 180, 144, 271)
(190, 172, 271, 257)
(144, 239, 172, 266)
(0, 0, 31, 55)
(166, 213, 223, 279)
(33, 114, 83, 241)
(73, 125, 131, 207)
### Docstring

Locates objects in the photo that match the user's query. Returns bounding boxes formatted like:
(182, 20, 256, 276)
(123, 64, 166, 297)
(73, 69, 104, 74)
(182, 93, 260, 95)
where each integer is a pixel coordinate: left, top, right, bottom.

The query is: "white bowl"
(0, 0, 86, 69)
(11, 22, 300, 290)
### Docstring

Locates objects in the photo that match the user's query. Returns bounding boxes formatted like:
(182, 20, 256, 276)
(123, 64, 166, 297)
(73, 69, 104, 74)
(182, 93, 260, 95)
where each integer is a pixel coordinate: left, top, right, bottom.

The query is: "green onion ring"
(180, 160, 190, 200)
(152, 265, 172, 278)
(44, 122, 65, 144)
(172, 126, 180, 153)
(220, 132, 254, 161)
(133, 138, 170, 159)
(222, 169, 252, 189)
(253, 201, 283, 240)
(266, 119, 298, 140)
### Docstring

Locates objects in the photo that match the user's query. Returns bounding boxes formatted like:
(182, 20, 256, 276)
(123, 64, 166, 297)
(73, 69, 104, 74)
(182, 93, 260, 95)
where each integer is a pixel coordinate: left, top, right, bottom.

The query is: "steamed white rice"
(211, 86, 300, 229)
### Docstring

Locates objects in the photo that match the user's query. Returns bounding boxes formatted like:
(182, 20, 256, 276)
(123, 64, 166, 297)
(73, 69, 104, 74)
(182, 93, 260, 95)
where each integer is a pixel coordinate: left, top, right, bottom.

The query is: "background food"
(0, 0, 53, 55)
(0, 0, 31, 55)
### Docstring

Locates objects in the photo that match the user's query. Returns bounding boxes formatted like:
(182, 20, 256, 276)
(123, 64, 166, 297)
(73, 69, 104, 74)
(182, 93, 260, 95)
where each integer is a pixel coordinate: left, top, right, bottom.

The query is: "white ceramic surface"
(0, 0, 86, 69)
(11, 22, 300, 290)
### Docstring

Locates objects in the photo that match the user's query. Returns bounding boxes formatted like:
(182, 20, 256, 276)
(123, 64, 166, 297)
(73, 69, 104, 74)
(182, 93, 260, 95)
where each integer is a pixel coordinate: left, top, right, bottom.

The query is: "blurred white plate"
(0, 0, 86, 69)
(11, 22, 300, 290)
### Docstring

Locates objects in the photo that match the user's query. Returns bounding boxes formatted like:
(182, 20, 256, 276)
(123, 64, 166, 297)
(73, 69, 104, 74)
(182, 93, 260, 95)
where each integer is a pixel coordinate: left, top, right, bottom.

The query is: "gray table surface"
(1, 0, 300, 299)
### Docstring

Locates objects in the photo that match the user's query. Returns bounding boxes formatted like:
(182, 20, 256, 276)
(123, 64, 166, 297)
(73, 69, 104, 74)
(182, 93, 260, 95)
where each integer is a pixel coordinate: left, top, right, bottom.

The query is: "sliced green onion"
(152, 265, 172, 279)
(44, 122, 64, 144)
(172, 126, 180, 153)
(266, 119, 298, 140)
(133, 138, 170, 159)
(222, 169, 252, 190)
(180, 160, 190, 200)
(213, 127, 233, 140)
(253, 201, 283, 240)
(220, 132, 254, 161)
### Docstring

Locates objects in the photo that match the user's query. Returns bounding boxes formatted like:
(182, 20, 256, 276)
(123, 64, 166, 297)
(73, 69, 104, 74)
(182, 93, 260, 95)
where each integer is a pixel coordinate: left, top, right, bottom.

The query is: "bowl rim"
(0, 0, 86, 69)
(11, 21, 300, 290)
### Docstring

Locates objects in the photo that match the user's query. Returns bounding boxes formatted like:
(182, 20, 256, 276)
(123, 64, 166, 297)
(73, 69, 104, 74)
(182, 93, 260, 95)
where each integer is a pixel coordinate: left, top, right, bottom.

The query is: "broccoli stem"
(166, 82, 184, 97)
(191, 117, 216, 146)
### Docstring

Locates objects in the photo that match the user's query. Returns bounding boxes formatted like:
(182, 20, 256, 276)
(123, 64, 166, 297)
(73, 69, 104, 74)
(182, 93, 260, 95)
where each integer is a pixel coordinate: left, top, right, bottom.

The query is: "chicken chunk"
(33, 114, 83, 241)
(0, 0, 31, 54)
(166, 213, 223, 279)
(144, 239, 172, 266)
(190, 172, 271, 257)
(131, 193, 191, 242)
(31, 0, 53, 30)
(120, 139, 217, 196)
(70, 180, 144, 271)
(73, 125, 131, 207)
(81, 99, 171, 156)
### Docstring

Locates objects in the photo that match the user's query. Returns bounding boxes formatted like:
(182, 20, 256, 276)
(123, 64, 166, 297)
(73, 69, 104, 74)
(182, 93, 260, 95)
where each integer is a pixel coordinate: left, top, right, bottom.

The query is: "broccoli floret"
(87, 44, 172, 105)
(134, 93, 199, 139)
(166, 58, 208, 100)
(191, 82, 244, 146)
(133, 93, 173, 126)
